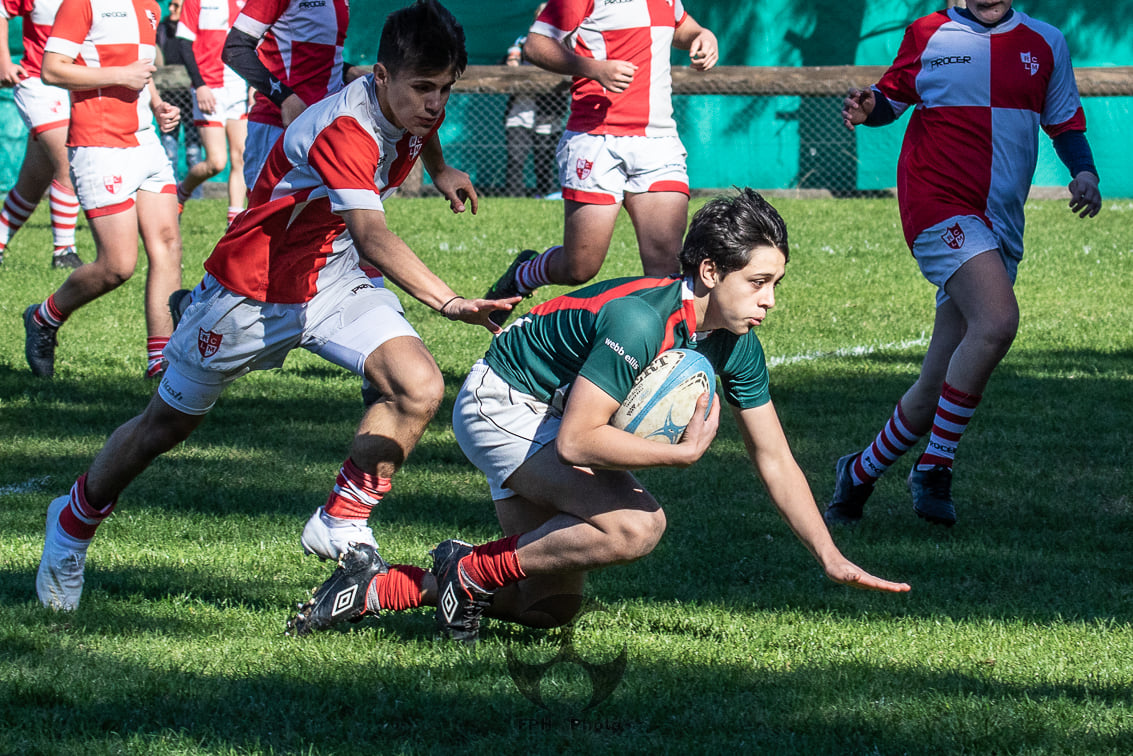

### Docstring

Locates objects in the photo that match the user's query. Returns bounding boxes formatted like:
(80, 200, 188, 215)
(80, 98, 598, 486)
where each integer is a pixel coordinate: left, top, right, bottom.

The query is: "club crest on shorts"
(103, 175, 122, 194)
(198, 328, 223, 358)
(941, 223, 965, 250)
(576, 158, 593, 180)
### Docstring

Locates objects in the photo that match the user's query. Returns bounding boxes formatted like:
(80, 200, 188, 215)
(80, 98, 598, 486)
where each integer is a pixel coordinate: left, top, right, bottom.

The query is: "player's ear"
(698, 258, 719, 289)
(373, 63, 390, 86)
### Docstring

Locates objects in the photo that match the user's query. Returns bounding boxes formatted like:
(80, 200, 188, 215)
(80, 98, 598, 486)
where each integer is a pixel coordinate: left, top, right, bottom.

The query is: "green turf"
(0, 195, 1130, 755)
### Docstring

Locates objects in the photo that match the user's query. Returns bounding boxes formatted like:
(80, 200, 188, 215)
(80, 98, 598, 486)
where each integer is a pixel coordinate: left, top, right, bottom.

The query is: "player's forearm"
(356, 226, 458, 311)
(421, 136, 447, 178)
(176, 36, 206, 89)
(522, 32, 589, 78)
(223, 27, 295, 106)
(671, 15, 705, 50)
(42, 55, 138, 90)
(1052, 130, 1098, 180)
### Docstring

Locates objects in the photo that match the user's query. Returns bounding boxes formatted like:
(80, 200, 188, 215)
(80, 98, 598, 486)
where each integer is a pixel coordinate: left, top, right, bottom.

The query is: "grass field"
(1, 195, 1130, 755)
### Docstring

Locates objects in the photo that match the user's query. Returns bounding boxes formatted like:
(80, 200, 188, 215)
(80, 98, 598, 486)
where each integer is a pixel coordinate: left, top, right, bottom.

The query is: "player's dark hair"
(679, 188, 789, 276)
(378, 0, 467, 77)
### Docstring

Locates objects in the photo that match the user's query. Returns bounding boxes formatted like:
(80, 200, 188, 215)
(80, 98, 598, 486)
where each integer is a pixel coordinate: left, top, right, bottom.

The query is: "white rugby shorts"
(191, 79, 250, 128)
(913, 215, 1018, 307)
(159, 268, 417, 415)
(557, 131, 688, 205)
(68, 140, 175, 217)
(14, 77, 69, 135)
(452, 360, 562, 501)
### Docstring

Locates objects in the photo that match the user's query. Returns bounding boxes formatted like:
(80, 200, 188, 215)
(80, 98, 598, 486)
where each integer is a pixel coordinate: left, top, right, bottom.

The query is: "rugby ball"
(611, 349, 716, 444)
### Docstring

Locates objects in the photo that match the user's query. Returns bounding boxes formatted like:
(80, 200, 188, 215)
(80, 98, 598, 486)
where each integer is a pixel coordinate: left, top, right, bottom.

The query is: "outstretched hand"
(441, 295, 522, 334)
(825, 557, 911, 593)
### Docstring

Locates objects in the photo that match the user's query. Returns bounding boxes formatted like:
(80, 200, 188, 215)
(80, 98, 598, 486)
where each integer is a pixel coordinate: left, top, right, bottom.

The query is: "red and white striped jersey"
(176, 0, 245, 90)
(875, 8, 1086, 256)
(204, 75, 441, 304)
(531, 0, 687, 137)
(1, 0, 65, 77)
(231, 0, 348, 128)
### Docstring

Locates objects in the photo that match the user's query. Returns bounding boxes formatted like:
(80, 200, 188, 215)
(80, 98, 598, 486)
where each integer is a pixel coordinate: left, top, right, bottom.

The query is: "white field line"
(0, 476, 51, 497)
(767, 334, 929, 368)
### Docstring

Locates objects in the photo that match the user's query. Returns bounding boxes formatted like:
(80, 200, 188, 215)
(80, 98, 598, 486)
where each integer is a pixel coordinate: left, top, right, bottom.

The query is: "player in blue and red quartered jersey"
(34, 0, 520, 613)
(480, 0, 720, 327)
(825, 0, 1101, 528)
(290, 189, 911, 643)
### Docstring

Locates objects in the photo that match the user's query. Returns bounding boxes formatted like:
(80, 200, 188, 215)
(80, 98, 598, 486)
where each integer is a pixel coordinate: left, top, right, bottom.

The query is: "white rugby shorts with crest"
(159, 258, 417, 415)
(13, 77, 70, 135)
(556, 130, 688, 205)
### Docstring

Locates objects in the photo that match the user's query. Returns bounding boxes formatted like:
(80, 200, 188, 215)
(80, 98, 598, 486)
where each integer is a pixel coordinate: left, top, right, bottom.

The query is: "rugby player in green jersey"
(291, 188, 911, 642)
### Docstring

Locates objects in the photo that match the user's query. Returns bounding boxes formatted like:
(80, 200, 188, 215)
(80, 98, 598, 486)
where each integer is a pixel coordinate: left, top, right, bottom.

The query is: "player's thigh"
(36, 126, 72, 180)
(225, 118, 247, 157)
(507, 442, 662, 527)
(86, 208, 141, 273)
(943, 250, 1019, 331)
(623, 190, 687, 275)
(562, 199, 622, 273)
(196, 124, 229, 166)
(135, 189, 180, 256)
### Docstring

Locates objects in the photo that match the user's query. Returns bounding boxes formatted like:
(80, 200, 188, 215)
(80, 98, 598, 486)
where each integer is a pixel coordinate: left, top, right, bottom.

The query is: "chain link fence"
(4, 65, 1133, 197)
(433, 65, 1133, 199)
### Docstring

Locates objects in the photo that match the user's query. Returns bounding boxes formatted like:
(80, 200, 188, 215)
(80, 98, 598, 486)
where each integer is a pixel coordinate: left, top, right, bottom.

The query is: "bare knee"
(202, 155, 227, 177)
(606, 508, 667, 564)
(91, 257, 137, 289)
(390, 361, 445, 421)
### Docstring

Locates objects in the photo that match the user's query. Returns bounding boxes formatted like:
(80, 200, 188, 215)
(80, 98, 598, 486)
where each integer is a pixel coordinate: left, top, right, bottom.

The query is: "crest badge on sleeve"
(198, 328, 223, 358)
(941, 223, 965, 250)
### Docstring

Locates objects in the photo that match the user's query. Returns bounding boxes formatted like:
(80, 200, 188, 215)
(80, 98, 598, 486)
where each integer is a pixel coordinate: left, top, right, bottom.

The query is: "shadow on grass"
(2, 347, 1131, 626)
(0, 622, 1130, 754)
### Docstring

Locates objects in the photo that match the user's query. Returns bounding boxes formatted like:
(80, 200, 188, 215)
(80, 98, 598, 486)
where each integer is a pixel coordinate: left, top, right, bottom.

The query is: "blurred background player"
(155, 0, 203, 189)
(173, 0, 248, 227)
(483, 0, 718, 325)
(501, 3, 566, 199)
(824, 0, 1101, 528)
(0, 0, 81, 268)
(222, 0, 367, 190)
(34, 0, 519, 612)
(291, 189, 910, 643)
(23, 0, 183, 379)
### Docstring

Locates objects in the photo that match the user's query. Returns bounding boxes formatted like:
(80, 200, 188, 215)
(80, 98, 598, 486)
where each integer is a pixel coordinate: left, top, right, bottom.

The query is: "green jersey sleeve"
(576, 297, 666, 403)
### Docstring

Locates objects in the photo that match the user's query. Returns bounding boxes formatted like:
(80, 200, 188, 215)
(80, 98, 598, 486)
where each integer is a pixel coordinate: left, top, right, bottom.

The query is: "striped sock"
(227, 207, 242, 226)
(459, 534, 526, 592)
(0, 188, 36, 246)
(325, 458, 391, 521)
(146, 337, 169, 378)
(58, 474, 116, 541)
(35, 294, 67, 329)
(515, 245, 563, 294)
(916, 382, 981, 471)
(852, 401, 922, 485)
(49, 180, 79, 249)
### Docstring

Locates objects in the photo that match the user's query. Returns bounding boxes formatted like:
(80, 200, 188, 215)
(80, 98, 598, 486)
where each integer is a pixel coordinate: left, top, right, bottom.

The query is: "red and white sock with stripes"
(459, 534, 527, 592)
(515, 245, 563, 295)
(324, 458, 391, 522)
(49, 180, 79, 251)
(851, 401, 922, 486)
(146, 337, 169, 378)
(57, 474, 116, 544)
(0, 188, 36, 247)
(227, 207, 242, 227)
(34, 294, 67, 330)
(915, 382, 981, 471)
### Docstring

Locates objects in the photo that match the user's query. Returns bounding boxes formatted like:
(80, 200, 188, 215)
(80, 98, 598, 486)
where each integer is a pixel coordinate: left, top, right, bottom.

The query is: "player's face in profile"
(701, 246, 786, 335)
(375, 64, 458, 137)
(967, 0, 1013, 25)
